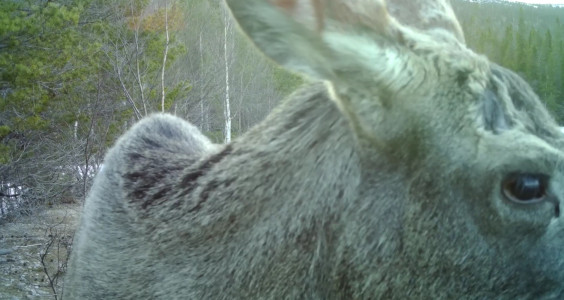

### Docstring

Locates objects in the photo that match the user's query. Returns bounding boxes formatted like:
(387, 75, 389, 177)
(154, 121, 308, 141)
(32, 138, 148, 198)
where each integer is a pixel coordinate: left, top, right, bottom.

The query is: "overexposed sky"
(502, 0, 564, 3)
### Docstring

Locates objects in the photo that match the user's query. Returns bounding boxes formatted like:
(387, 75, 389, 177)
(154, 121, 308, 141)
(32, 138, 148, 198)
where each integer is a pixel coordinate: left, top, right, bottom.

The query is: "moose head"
(65, 0, 564, 299)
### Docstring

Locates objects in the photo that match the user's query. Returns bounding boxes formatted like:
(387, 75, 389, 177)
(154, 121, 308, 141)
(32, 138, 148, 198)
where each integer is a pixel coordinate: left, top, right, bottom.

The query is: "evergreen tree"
(499, 25, 515, 69)
(0, 1, 88, 163)
(515, 7, 528, 74)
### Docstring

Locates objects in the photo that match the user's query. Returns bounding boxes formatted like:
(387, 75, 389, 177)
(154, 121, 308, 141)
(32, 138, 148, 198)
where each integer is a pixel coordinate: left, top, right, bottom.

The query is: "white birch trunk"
(199, 31, 205, 131)
(132, 0, 147, 116)
(161, 0, 170, 113)
(223, 8, 232, 144)
(115, 47, 142, 120)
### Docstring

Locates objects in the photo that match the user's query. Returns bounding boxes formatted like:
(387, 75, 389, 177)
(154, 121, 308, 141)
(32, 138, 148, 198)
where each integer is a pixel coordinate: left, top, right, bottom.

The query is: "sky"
(502, 0, 564, 3)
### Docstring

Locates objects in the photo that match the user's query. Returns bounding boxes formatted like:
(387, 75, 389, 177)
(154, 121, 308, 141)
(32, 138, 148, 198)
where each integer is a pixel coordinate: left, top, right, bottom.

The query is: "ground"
(0, 205, 80, 300)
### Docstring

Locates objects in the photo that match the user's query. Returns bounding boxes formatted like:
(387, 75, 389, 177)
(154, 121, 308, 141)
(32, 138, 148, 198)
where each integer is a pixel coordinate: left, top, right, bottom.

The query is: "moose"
(65, 0, 564, 299)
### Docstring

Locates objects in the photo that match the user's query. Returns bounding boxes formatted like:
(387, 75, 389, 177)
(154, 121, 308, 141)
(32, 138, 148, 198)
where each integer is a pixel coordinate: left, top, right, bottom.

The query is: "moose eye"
(502, 173, 548, 204)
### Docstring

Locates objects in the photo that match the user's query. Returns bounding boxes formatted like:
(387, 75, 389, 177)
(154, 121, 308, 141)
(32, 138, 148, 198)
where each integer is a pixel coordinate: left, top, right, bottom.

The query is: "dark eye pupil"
(512, 175, 541, 200)
(503, 173, 547, 203)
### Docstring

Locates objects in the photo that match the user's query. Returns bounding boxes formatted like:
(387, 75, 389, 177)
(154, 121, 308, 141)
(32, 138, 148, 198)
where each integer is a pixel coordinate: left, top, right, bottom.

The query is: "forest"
(1, 0, 563, 226)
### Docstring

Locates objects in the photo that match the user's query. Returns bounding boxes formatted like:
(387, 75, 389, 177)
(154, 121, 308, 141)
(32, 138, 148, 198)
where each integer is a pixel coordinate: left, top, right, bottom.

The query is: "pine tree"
(0, 1, 87, 163)
(524, 28, 539, 85)
(499, 25, 515, 69)
(515, 7, 528, 74)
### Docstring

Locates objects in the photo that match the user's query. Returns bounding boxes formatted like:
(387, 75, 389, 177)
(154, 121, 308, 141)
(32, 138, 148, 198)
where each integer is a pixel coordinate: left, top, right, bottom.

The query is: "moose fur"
(64, 0, 564, 299)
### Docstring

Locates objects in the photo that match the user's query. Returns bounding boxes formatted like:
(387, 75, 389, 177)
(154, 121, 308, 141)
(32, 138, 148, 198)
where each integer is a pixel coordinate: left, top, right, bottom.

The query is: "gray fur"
(65, 0, 564, 299)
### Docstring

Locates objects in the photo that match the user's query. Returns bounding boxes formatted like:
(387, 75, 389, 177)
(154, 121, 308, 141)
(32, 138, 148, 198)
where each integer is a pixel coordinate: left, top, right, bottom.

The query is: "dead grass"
(0, 204, 81, 299)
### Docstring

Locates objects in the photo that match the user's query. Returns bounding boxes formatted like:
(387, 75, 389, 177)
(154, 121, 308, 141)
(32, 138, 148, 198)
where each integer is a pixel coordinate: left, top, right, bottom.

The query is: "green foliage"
(0, 0, 189, 166)
(0, 143, 11, 164)
(0, 125, 10, 163)
(0, 126, 10, 139)
(0, 0, 95, 162)
(499, 25, 515, 69)
(272, 65, 304, 97)
(167, 80, 192, 105)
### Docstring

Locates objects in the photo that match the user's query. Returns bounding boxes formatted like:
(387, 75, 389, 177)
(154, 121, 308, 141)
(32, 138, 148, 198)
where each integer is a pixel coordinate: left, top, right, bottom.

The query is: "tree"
(452, 0, 564, 123)
(515, 7, 528, 74)
(499, 25, 515, 69)
(0, 1, 107, 215)
(222, 5, 233, 143)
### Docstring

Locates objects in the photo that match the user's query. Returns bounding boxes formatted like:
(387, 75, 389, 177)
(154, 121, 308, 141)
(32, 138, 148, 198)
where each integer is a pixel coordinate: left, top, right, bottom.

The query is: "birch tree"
(223, 6, 233, 143)
(161, 0, 170, 112)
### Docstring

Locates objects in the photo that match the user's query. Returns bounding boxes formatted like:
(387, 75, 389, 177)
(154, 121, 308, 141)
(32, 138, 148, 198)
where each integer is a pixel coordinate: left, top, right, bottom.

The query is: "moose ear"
(224, 0, 402, 81)
(386, 0, 465, 43)
(225, 0, 464, 90)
